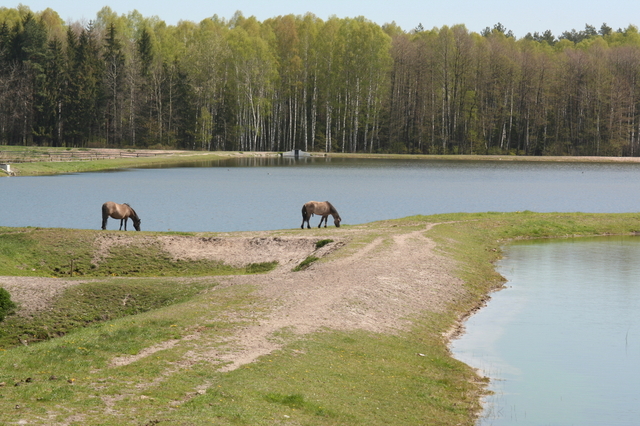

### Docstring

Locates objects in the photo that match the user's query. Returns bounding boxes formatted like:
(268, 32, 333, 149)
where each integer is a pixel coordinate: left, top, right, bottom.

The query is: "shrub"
(315, 239, 334, 249)
(0, 287, 16, 322)
(292, 255, 319, 272)
(245, 261, 278, 274)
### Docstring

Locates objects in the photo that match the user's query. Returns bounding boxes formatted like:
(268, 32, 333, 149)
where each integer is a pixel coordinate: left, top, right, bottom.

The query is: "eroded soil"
(1, 222, 464, 373)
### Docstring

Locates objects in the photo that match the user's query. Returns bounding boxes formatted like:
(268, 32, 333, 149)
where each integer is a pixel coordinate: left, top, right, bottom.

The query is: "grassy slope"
(0, 149, 241, 176)
(0, 227, 276, 278)
(0, 227, 276, 348)
(1, 212, 639, 425)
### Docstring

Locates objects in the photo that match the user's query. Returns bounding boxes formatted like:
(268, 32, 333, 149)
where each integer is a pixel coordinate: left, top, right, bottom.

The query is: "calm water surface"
(2, 157, 640, 231)
(452, 236, 640, 426)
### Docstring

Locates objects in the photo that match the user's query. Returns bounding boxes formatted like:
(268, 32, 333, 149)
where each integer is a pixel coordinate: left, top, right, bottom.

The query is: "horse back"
(307, 201, 339, 216)
(103, 201, 129, 219)
(102, 201, 114, 216)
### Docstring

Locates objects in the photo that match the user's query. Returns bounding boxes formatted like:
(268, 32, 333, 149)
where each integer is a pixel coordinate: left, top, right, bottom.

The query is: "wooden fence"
(0, 150, 160, 163)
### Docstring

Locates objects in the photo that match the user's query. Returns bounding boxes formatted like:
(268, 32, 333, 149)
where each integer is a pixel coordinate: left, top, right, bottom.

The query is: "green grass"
(0, 278, 216, 348)
(315, 239, 334, 249)
(171, 322, 481, 426)
(0, 228, 278, 277)
(0, 283, 263, 425)
(0, 227, 277, 348)
(0, 312, 482, 425)
(2, 212, 640, 425)
(0, 287, 16, 321)
(3, 149, 232, 176)
(292, 255, 319, 271)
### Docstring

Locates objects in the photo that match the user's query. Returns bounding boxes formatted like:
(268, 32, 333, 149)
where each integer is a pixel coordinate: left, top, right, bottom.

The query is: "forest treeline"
(3, 6, 640, 156)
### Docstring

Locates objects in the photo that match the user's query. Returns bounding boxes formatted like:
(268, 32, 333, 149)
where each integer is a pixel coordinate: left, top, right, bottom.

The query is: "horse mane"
(124, 203, 139, 220)
(326, 201, 339, 217)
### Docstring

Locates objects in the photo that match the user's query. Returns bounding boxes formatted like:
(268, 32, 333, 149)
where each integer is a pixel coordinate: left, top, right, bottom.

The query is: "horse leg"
(301, 206, 307, 229)
(119, 218, 125, 231)
(301, 206, 312, 229)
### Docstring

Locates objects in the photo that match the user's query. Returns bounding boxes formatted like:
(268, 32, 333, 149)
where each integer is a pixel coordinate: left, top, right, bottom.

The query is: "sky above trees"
(9, 0, 640, 38)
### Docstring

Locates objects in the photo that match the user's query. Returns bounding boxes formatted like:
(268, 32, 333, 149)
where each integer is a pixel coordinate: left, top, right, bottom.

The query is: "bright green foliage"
(2, 6, 640, 155)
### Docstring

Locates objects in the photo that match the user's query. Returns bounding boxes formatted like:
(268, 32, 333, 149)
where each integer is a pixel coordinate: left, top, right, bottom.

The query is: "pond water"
(2, 157, 640, 232)
(451, 236, 640, 426)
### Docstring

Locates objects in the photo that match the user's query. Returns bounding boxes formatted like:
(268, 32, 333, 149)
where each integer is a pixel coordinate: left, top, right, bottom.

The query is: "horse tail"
(101, 202, 109, 229)
(302, 204, 308, 219)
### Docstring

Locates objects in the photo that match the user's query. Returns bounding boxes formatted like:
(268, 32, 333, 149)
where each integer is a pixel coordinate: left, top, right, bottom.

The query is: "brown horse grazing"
(101, 201, 141, 231)
(301, 201, 341, 229)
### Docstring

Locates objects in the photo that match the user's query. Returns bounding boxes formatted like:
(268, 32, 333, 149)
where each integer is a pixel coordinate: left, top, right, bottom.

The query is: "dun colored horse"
(101, 201, 141, 231)
(301, 201, 341, 229)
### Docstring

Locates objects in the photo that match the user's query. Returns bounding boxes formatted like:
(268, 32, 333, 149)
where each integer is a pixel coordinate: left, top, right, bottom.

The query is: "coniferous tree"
(6, 13, 48, 145)
(4, 6, 640, 156)
(38, 38, 65, 146)
(64, 26, 104, 146)
(103, 23, 125, 145)
(135, 26, 156, 146)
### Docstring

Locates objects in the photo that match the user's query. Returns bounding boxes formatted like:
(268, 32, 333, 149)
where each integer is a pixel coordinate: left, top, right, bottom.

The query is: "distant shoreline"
(2, 147, 640, 177)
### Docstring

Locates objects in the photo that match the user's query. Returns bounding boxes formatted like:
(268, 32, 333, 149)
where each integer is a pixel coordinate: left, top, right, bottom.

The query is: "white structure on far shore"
(281, 149, 311, 158)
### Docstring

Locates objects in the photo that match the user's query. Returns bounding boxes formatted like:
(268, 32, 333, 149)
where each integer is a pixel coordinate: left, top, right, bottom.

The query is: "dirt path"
(1, 223, 464, 372)
(207, 223, 465, 372)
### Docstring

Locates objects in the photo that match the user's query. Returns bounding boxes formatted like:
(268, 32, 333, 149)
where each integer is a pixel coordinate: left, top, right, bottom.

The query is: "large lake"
(2, 157, 640, 232)
(452, 236, 640, 426)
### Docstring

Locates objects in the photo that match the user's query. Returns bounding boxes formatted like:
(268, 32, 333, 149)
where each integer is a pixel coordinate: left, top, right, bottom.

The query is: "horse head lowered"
(101, 201, 141, 231)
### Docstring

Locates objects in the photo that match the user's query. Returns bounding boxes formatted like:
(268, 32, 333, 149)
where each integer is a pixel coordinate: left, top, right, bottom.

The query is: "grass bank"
(1, 212, 639, 425)
(0, 278, 218, 349)
(0, 227, 277, 278)
(0, 226, 277, 348)
(0, 147, 274, 176)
